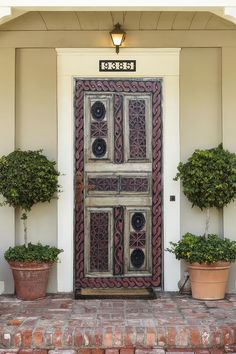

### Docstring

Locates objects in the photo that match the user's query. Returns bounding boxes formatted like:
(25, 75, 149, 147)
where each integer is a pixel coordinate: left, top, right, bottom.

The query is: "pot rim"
(188, 261, 231, 270)
(8, 260, 53, 270)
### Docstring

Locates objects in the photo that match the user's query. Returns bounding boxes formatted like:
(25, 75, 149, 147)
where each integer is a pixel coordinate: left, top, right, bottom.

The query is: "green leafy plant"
(0, 149, 60, 212)
(0, 149, 62, 261)
(4, 243, 62, 263)
(174, 144, 236, 210)
(174, 144, 236, 238)
(167, 233, 236, 264)
(167, 145, 236, 265)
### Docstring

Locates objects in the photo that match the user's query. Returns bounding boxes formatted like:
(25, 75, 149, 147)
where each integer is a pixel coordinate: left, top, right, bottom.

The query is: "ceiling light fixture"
(110, 23, 126, 54)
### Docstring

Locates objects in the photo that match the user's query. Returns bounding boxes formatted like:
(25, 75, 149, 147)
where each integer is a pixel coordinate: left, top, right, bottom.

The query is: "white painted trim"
(57, 48, 180, 292)
(224, 7, 236, 24)
(0, 6, 11, 19)
(0, 8, 26, 25)
(2, 1, 236, 8)
(210, 7, 236, 25)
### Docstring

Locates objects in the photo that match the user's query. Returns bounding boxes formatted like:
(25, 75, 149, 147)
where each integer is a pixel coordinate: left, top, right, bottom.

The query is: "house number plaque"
(99, 60, 136, 72)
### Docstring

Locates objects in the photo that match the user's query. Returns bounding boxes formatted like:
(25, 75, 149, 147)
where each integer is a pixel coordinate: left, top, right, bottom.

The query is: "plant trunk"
(21, 212, 28, 248)
(204, 208, 210, 239)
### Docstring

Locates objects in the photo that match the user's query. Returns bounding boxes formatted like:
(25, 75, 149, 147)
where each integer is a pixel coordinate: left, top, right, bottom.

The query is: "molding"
(1, 31, 236, 48)
(56, 48, 180, 76)
(56, 48, 180, 54)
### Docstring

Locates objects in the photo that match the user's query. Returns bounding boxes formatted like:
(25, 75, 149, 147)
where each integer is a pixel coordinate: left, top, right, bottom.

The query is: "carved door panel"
(74, 79, 162, 289)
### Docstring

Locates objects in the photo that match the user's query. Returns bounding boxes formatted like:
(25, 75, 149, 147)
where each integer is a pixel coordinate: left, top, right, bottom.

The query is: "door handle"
(75, 171, 95, 205)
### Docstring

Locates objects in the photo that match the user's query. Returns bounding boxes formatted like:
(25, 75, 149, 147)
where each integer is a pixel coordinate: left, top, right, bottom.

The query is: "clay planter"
(8, 261, 53, 300)
(188, 261, 231, 300)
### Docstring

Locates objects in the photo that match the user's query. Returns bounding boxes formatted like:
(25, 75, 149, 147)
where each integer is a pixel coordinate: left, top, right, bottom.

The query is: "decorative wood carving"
(128, 99, 147, 159)
(91, 122, 108, 138)
(113, 206, 124, 275)
(74, 79, 162, 288)
(114, 94, 124, 164)
(88, 176, 149, 193)
(90, 212, 109, 272)
(129, 231, 146, 248)
(88, 177, 119, 192)
(120, 177, 149, 192)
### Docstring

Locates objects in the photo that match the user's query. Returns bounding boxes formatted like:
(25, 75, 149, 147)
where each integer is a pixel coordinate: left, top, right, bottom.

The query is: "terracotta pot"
(8, 261, 53, 301)
(188, 261, 231, 300)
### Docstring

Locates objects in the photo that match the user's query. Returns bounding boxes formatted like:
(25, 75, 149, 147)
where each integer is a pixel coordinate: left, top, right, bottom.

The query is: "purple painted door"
(74, 79, 162, 290)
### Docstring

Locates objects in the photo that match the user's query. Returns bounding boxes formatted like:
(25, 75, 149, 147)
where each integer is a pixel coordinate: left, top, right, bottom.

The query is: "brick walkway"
(0, 292, 236, 354)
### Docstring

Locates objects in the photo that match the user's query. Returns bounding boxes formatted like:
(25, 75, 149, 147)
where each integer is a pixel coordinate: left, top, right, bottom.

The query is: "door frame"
(56, 48, 181, 292)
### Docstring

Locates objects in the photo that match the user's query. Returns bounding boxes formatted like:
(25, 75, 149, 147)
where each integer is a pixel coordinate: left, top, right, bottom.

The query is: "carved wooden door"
(74, 79, 162, 290)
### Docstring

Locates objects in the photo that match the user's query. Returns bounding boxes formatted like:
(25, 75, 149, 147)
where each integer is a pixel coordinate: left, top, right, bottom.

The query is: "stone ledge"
(0, 326, 235, 349)
(0, 347, 234, 354)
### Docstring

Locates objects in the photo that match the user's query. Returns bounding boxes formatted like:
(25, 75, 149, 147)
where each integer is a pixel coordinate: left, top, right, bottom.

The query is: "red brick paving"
(0, 293, 236, 353)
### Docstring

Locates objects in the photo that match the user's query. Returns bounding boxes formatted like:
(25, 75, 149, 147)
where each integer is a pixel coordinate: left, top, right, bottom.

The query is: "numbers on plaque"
(99, 60, 136, 72)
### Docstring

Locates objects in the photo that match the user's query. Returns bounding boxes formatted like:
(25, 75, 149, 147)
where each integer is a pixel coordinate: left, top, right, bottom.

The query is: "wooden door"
(74, 79, 162, 290)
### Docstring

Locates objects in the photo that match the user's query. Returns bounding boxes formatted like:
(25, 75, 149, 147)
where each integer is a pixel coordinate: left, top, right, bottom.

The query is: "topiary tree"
(0, 150, 60, 247)
(175, 144, 236, 238)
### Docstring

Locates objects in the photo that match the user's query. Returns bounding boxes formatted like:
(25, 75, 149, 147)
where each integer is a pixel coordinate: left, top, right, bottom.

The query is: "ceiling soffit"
(0, 11, 236, 30)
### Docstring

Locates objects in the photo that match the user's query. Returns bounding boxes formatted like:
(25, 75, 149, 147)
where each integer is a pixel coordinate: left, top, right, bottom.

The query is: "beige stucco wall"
(222, 47, 236, 292)
(180, 47, 236, 292)
(179, 47, 224, 286)
(0, 48, 15, 293)
(15, 49, 58, 292)
(180, 48, 222, 237)
(1, 31, 236, 293)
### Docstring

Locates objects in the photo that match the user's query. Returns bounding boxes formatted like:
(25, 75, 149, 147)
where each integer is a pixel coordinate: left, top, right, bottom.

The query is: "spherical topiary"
(0, 149, 60, 213)
(174, 144, 236, 209)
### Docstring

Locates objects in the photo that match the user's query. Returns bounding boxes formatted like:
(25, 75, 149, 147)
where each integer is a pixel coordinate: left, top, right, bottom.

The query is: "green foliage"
(169, 145, 236, 265)
(166, 233, 236, 264)
(0, 150, 62, 259)
(0, 149, 60, 212)
(4, 243, 63, 263)
(174, 144, 236, 209)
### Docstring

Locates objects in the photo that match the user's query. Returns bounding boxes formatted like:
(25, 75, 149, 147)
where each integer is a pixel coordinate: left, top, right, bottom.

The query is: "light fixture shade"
(111, 32, 124, 46)
(110, 23, 126, 54)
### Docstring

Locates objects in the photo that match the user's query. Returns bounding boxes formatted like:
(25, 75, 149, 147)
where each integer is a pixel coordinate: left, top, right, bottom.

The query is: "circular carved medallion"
(91, 101, 106, 121)
(131, 248, 145, 269)
(92, 138, 107, 158)
(131, 212, 145, 231)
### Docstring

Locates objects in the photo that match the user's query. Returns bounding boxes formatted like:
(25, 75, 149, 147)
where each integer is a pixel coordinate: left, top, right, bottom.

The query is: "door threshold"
(75, 287, 156, 299)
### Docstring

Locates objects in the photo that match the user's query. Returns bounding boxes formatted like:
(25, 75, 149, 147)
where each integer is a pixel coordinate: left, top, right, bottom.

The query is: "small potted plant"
(0, 149, 63, 300)
(167, 144, 236, 300)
